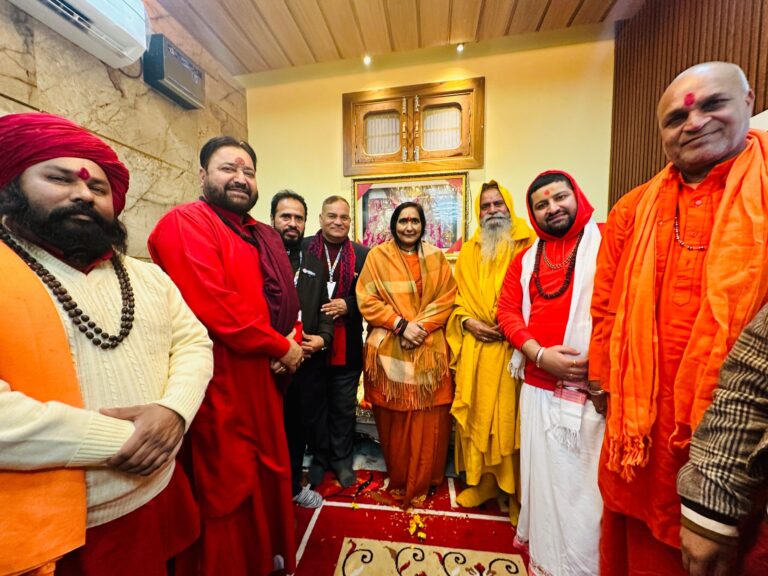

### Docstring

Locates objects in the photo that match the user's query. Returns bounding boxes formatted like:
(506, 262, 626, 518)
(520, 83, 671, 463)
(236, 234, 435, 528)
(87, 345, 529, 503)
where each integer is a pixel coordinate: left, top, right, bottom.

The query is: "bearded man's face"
(1, 158, 126, 263)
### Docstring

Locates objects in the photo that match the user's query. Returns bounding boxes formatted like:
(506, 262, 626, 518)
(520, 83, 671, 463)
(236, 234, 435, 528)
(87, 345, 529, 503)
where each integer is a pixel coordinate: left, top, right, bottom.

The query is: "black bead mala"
(532, 230, 584, 300)
(0, 227, 134, 349)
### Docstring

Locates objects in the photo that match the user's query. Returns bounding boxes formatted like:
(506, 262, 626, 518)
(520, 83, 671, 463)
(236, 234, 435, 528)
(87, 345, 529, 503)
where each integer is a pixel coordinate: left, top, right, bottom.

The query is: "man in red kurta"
(589, 62, 768, 575)
(148, 136, 303, 576)
(497, 171, 604, 576)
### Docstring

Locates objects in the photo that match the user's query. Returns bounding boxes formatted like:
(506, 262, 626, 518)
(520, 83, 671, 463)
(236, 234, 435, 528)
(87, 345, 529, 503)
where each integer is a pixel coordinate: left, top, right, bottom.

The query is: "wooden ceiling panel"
(571, 0, 614, 26)
(252, 0, 316, 66)
(157, 0, 253, 74)
(419, 0, 450, 47)
(477, 0, 517, 40)
(218, 0, 291, 69)
(318, 0, 366, 59)
(607, 0, 647, 21)
(508, 0, 550, 34)
(352, 0, 392, 55)
(539, 0, 583, 31)
(157, 0, 645, 77)
(450, 0, 483, 44)
(387, 0, 419, 51)
(285, 0, 340, 62)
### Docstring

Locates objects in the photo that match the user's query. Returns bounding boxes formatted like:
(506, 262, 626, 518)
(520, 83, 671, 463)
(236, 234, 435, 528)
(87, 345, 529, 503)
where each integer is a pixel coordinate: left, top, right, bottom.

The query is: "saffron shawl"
(357, 239, 457, 410)
(447, 183, 533, 456)
(607, 129, 768, 480)
(0, 240, 86, 575)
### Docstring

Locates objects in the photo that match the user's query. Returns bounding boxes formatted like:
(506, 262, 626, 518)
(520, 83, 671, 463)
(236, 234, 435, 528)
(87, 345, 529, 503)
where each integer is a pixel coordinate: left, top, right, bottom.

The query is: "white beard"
(479, 216, 513, 263)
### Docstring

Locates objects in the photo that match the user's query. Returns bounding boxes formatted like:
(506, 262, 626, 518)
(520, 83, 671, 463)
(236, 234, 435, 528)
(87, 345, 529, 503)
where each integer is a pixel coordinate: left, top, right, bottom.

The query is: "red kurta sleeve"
(588, 190, 638, 387)
(497, 248, 535, 349)
(148, 207, 290, 359)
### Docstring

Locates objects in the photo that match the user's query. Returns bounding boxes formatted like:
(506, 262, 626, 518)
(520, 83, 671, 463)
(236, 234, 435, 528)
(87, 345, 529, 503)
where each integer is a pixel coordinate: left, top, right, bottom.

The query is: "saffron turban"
(0, 112, 129, 215)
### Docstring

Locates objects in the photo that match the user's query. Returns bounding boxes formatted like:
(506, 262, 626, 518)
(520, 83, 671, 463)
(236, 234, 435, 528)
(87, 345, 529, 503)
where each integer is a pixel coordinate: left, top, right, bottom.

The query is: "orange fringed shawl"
(606, 129, 768, 480)
(356, 240, 457, 411)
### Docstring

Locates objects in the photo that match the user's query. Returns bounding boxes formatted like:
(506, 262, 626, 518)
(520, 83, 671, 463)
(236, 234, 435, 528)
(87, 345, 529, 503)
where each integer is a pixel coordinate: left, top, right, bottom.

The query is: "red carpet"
(292, 470, 528, 575)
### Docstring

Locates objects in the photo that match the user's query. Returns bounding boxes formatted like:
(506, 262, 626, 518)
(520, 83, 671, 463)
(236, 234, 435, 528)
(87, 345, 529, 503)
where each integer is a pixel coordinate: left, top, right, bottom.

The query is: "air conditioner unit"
(8, 0, 148, 69)
(143, 34, 205, 109)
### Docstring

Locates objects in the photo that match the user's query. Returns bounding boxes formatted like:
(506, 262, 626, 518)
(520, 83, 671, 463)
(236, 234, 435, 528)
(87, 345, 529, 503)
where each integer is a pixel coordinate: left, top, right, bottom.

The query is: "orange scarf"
(607, 129, 768, 480)
(357, 240, 457, 410)
(0, 241, 87, 575)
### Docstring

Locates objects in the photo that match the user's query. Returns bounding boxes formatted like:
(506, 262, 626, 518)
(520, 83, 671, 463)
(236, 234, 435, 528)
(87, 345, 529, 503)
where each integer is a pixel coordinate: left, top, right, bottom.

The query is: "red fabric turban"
(0, 112, 130, 215)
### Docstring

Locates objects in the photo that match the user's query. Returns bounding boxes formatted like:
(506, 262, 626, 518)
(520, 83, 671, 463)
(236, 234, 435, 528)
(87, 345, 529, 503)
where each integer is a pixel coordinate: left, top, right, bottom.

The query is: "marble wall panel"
(0, 0, 248, 258)
(0, 94, 33, 115)
(116, 143, 199, 259)
(144, 0, 247, 125)
(34, 24, 199, 172)
(0, 2, 37, 108)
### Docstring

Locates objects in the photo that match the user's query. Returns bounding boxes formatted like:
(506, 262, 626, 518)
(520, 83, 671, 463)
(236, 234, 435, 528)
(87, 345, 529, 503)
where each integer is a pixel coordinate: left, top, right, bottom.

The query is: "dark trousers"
(284, 360, 326, 495)
(283, 363, 361, 491)
(324, 365, 361, 472)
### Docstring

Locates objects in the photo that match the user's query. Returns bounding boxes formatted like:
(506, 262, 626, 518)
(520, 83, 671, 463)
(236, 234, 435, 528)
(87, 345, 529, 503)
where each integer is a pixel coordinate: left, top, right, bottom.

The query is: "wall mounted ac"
(8, 0, 148, 69)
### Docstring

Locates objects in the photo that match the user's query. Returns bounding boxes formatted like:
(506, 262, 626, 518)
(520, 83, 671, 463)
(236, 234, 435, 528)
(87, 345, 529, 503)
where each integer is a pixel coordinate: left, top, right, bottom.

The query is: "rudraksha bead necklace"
(533, 229, 584, 300)
(0, 226, 134, 349)
(673, 211, 708, 252)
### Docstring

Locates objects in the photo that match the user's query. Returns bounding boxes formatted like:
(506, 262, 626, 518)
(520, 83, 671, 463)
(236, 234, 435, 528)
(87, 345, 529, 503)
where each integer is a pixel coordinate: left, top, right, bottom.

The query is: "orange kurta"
(590, 134, 768, 574)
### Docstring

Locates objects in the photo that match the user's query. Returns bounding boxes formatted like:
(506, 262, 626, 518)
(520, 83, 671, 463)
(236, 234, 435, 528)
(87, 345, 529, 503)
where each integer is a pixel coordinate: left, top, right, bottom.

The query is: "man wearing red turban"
(0, 112, 213, 576)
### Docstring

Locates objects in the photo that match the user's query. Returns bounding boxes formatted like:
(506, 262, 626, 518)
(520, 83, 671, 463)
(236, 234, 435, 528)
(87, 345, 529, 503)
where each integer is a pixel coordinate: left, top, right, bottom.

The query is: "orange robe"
(373, 254, 453, 507)
(590, 136, 768, 575)
(358, 244, 457, 508)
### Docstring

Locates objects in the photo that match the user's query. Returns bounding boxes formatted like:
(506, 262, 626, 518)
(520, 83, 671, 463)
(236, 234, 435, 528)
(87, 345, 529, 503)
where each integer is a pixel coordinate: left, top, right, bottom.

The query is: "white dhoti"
(515, 383, 604, 576)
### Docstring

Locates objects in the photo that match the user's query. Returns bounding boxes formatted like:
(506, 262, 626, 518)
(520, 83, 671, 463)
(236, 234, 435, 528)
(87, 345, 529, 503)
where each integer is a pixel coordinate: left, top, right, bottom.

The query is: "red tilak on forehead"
(684, 92, 696, 107)
(543, 189, 551, 197)
(234, 157, 245, 166)
(76, 167, 90, 180)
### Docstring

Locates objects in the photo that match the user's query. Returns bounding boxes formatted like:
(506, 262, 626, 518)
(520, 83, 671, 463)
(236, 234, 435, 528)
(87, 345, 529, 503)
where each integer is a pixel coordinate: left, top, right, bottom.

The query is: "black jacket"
(302, 237, 369, 370)
(288, 246, 335, 357)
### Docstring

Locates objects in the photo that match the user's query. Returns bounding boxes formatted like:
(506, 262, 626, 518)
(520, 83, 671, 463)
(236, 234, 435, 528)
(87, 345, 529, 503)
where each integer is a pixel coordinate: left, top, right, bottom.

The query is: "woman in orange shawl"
(356, 202, 457, 509)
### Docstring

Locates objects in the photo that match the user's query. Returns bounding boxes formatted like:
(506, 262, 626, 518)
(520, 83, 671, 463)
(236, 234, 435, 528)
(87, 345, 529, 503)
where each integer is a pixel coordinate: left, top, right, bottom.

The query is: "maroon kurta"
(148, 200, 296, 575)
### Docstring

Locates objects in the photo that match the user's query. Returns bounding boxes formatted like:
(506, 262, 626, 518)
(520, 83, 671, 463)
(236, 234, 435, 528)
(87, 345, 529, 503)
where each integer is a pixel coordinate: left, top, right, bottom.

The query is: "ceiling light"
(456, 43, 464, 53)
(363, 54, 372, 66)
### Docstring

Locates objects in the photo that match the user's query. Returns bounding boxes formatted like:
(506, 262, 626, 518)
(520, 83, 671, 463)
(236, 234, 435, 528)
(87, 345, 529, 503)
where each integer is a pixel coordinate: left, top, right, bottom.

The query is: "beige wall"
(246, 39, 614, 237)
(0, 0, 247, 258)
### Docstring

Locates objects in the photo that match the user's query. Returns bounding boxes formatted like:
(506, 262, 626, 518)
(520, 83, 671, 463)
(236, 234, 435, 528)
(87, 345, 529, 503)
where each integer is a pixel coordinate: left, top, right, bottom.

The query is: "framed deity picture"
(352, 172, 469, 258)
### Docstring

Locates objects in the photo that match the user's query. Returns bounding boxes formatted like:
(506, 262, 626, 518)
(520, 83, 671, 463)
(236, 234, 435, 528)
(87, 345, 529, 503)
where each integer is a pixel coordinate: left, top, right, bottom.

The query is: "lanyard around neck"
(292, 251, 303, 287)
(324, 243, 342, 279)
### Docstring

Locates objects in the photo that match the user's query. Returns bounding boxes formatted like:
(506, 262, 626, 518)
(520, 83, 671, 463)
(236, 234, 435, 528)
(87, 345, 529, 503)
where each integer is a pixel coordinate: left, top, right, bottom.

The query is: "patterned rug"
(333, 536, 528, 576)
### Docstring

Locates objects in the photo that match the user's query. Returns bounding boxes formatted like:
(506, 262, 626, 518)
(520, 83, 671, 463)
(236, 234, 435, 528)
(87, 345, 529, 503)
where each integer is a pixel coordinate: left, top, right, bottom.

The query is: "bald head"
(657, 62, 754, 182)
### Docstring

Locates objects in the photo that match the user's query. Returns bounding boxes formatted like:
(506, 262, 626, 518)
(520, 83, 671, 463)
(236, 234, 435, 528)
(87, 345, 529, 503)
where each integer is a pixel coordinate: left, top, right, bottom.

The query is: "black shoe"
(308, 462, 325, 487)
(336, 467, 356, 488)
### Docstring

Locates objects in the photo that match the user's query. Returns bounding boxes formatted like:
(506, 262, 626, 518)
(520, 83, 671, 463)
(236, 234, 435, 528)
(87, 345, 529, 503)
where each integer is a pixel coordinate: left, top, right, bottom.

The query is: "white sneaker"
(292, 485, 323, 508)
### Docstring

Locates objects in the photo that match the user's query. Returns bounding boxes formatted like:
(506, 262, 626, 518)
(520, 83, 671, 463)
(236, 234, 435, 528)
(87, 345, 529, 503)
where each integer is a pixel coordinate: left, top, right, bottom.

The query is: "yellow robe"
(447, 184, 533, 493)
